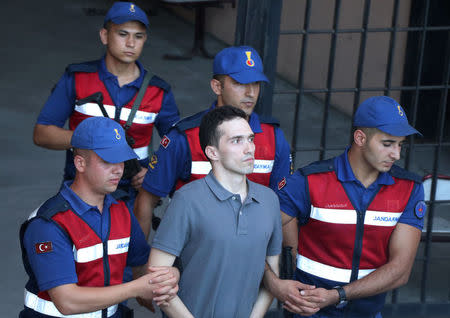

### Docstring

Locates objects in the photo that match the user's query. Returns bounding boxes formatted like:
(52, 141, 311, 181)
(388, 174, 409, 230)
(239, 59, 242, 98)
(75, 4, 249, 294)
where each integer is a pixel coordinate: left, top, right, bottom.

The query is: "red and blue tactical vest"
(20, 195, 131, 318)
(295, 160, 420, 317)
(69, 70, 163, 161)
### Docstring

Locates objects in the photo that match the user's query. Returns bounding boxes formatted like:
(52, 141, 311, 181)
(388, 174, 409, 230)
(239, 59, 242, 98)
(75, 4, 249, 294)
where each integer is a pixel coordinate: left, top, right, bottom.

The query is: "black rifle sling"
(123, 70, 153, 132)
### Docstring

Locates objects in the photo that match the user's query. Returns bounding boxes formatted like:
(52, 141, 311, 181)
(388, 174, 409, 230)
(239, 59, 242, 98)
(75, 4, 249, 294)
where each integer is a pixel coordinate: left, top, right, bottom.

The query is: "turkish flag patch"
(35, 242, 53, 254)
(160, 135, 171, 148)
(278, 177, 286, 190)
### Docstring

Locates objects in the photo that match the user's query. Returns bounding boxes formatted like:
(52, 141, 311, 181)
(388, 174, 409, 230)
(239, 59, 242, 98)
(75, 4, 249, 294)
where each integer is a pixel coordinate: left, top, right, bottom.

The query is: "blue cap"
(71, 117, 138, 164)
(213, 46, 269, 84)
(354, 96, 422, 137)
(104, 2, 149, 28)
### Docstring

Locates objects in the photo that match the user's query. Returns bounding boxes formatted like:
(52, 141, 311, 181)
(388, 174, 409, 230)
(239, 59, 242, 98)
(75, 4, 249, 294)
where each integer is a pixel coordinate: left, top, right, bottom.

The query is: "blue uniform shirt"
(23, 181, 150, 292)
(37, 57, 179, 136)
(142, 102, 292, 197)
(277, 148, 425, 229)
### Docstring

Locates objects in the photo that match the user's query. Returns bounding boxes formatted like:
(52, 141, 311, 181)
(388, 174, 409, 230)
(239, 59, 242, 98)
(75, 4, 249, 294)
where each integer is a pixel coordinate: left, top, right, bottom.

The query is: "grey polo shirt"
(152, 171, 282, 318)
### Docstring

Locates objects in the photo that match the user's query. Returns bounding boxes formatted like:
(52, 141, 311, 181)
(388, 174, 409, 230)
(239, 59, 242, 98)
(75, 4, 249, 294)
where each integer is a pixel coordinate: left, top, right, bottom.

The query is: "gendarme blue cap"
(213, 46, 269, 84)
(71, 117, 138, 164)
(354, 96, 422, 137)
(104, 2, 149, 28)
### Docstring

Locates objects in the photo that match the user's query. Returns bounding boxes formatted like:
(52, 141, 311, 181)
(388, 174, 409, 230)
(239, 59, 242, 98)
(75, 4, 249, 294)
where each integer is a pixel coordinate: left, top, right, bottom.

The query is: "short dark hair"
(212, 74, 226, 88)
(199, 105, 247, 158)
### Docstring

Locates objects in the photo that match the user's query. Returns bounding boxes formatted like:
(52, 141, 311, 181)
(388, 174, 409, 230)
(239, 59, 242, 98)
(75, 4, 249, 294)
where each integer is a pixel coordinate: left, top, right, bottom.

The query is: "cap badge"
(114, 128, 121, 140)
(130, 4, 135, 12)
(245, 51, 255, 67)
(397, 105, 404, 116)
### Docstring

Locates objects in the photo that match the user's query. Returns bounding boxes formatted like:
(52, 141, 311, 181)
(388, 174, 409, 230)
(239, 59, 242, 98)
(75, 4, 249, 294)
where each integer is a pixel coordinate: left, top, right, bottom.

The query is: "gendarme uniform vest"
(296, 159, 421, 317)
(174, 111, 277, 190)
(64, 61, 170, 180)
(20, 194, 131, 318)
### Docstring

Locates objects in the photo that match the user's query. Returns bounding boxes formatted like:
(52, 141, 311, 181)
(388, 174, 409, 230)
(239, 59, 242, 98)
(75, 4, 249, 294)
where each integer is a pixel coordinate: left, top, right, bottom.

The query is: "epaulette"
(299, 158, 335, 176)
(258, 114, 280, 127)
(66, 60, 98, 74)
(389, 164, 422, 183)
(36, 193, 71, 221)
(175, 110, 208, 132)
(148, 75, 171, 92)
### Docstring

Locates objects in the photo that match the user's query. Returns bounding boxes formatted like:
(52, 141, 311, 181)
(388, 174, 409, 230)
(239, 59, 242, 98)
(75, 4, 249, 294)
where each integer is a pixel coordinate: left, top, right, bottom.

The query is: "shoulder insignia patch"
(160, 135, 171, 148)
(148, 154, 158, 169)
(414, 201, 427, 219)
(278, 177, 287, 190)
(35, 242, 53, 254)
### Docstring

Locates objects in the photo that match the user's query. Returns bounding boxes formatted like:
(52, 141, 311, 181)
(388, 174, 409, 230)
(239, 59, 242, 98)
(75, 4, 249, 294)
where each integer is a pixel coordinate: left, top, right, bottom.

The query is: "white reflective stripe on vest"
(24, 289, 118, 317)
(73, 237, 130, 263)
(74, 103, 157, 124)
(252, 160, 274, 173)
(310, 205, 402, 226)
(133, 145, 149, 160)
(296, 254, 375, 283)
(191, 159, 274, 175)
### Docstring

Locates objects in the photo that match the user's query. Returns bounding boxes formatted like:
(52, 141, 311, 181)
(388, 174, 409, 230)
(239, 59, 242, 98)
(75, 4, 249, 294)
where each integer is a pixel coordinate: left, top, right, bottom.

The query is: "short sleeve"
(23, 218, 78, 291)
(141, 128, 191, 197)
(398, 182, 426, 230)
(269, 127, 291, 192)
(127, 211, 151, 267)
(275, 170, 311, 224)
(36, 71, 76, 127)
(154, 89, 180, 136)
(266, 193, 283, 256)
(151, 190, 192, 256)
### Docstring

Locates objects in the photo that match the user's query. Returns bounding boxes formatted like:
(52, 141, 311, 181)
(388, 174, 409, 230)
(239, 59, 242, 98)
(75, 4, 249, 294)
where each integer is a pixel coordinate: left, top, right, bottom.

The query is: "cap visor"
(229, 71, 269, 84)
(95, 144, 138, 164)
(378, 123, 423, 137)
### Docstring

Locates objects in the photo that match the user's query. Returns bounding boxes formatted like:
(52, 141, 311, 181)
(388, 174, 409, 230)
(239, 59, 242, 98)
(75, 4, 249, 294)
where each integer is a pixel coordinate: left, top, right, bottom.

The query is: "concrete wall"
(163, 0, 412, 115)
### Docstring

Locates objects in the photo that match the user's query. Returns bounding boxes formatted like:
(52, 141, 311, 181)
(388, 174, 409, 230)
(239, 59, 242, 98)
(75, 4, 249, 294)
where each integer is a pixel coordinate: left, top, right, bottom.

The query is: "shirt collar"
(204, 171, 260, 203)
(59, 180, 117, 215)
(210, 101, 263, 133)
(335, 147, 395, 186)
(98, 56, 145, 89)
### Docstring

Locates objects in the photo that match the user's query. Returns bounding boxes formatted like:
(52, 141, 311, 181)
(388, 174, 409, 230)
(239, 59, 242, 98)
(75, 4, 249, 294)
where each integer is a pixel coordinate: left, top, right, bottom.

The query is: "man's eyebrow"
(228, 133, 255, 140)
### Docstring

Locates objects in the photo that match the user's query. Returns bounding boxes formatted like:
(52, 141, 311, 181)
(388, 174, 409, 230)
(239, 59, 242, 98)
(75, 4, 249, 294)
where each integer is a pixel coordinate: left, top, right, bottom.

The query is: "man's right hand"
(271, 279, 321, 316)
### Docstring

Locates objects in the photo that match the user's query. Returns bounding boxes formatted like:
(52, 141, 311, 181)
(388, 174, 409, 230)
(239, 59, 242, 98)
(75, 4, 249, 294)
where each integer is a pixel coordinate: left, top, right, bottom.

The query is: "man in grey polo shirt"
(148, 106, 283, 317)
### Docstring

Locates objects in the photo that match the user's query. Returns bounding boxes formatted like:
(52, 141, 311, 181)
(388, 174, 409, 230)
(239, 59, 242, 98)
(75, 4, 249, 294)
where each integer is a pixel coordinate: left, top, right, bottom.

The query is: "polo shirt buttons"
(232, 196, 237, 200)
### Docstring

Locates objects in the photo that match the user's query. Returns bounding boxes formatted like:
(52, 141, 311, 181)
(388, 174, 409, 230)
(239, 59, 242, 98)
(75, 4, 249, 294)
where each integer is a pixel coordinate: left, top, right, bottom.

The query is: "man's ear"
(210, 79, 222, 96)
(73, 154, 87, 173)
(99, 28, 108, 45)
(205, 145, 219, 162)
(353, 129, 367, 147)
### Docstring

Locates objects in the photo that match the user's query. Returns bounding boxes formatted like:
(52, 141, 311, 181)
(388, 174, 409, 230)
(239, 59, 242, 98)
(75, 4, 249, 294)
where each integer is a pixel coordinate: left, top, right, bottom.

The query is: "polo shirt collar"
(336, 147, 395, 186)
(210, 101, 263, 133)
(60, 180, 117, 216)
(204, 171, 260, 203)
(98, 56, 145, 89)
